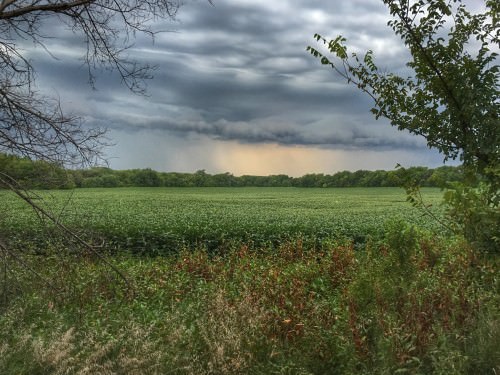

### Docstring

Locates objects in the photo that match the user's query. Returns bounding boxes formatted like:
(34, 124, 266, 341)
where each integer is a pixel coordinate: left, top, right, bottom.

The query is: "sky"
(25, 0, 464, 176)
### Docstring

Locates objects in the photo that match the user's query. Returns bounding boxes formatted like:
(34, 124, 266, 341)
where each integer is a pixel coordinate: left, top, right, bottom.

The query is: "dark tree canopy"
(0, 152, 466, 189)
(0, 0, 181, 166)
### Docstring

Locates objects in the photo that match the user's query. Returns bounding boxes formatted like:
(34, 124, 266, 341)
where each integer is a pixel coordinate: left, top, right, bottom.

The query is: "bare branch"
(0, 171, 133, 294)
(0, 0, 183, 166)
(0, 0, 94, 19)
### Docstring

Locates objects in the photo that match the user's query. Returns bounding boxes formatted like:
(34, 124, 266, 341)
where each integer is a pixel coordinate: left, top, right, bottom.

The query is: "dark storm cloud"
(87, 105, 426, 152)
(25, 0, 429, 156)
(148, 116, 425, 150)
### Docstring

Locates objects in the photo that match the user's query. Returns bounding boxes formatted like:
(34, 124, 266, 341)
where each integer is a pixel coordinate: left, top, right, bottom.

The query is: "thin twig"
(0, 172, 132, 295)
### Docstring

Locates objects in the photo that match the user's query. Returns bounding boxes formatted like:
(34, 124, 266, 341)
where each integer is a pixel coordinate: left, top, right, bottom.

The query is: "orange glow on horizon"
(212, 142, 348, 177)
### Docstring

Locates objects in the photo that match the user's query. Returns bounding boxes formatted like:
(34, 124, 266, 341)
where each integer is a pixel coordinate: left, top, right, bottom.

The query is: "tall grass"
(0, 225, 498, 374)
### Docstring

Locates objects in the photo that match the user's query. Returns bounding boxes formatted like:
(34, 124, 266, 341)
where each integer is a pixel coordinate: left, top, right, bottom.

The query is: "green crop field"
(0, 187, 444, 253)
(1, 187, 498, 374)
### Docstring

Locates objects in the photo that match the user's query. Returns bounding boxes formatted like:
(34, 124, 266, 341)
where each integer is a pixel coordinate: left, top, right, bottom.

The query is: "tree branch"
(0, 172, 133, 295)
(0, 0, 94, 19)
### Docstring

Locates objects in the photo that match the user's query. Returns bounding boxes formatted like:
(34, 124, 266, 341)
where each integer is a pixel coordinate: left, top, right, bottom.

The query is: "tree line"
(0, 152, 464, 189)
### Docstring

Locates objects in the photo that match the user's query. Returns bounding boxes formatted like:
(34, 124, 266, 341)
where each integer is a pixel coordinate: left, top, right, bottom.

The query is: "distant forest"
(0, 152, 464, 189)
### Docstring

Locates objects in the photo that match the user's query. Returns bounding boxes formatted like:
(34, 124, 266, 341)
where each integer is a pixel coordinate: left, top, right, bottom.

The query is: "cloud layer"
(21, 0, 456, 174)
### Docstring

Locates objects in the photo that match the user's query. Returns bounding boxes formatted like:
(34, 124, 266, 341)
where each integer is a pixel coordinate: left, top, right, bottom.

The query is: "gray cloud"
(16, 0, 458, 173)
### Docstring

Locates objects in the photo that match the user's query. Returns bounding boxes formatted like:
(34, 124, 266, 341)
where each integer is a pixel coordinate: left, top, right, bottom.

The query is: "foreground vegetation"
(0, 226, 498, 374)
(0, 187, 498, 374)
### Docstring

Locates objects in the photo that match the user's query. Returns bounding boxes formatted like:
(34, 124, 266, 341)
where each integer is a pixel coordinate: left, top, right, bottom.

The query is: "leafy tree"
(0, 153, 74, 188)
(192, 169, 209, 187)
(210, 172, 238, 187)
(130, 168, 161, 187)
(308, 0, 499, 252)
(428, 165, 464, 186)
(330, 171, 353, 187)
(269, 174, 293, 187)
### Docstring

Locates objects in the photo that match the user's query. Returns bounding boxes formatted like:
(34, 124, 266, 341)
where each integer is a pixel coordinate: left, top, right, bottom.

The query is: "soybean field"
(0, 187, 443, 254)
